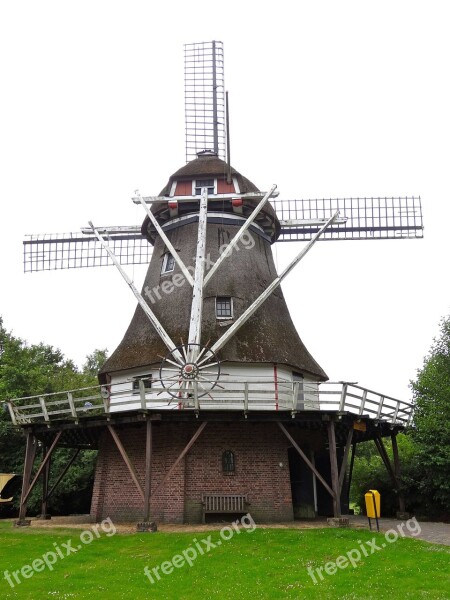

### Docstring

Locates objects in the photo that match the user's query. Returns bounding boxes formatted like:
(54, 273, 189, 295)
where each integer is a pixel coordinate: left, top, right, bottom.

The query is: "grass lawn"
(0, 520, 449, 599)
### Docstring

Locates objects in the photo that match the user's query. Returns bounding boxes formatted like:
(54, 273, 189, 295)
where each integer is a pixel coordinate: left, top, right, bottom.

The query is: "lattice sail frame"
(23, 230, 150, 272)
(22, 196, 423, 272)
(184, 41, 225, 162)
(274, 196, 423, 241)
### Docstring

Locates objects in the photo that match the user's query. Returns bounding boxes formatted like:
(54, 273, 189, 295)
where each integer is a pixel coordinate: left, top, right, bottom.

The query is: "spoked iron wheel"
(159, 343, 221, 400)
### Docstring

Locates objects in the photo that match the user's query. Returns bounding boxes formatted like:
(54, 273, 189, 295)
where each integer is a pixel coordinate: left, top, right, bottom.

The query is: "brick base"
(90, 421, 299, 523)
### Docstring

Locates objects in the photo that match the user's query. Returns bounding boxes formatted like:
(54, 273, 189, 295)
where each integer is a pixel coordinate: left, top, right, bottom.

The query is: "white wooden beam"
(280, 217, 347, 227)
(135, 190, 194, 287)
(187, 188, 208, 361)
(132, 191, 279, 204)
(210, 212, 339, 354)
(203, 184, 277, 287)
(88, 222, 182, 364)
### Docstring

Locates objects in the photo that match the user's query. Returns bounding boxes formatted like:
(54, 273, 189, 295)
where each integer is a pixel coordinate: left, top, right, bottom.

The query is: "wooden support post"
(311, 449, 318, 515)
(151, 422, 208, 498)
(373, 435, 399, 489)
(17, 432, 37, 523)
(391, 432, 407, 513)
(327, 420, 341, 517)
(277, 422, 335, 499)
(107, 425, 144, 500)
(46, 449, 80, 501)
(143, 420, 153, 522)
(21, 431, 62, 507)
(338, 427, 354, 495)
(347, 442, 357, 503)
(40, 445, 51, 519)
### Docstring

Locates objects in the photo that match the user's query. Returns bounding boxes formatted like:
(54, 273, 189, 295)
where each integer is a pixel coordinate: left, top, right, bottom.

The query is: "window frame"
(222, 450, 236, 474)
(161, 252, 175, 275)
(193, 178, 216, 196)
(132, 374, 153, 395)
(215, 296, 233, 320)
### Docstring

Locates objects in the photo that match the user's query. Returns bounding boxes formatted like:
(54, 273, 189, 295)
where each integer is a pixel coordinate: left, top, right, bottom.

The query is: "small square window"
(132, 375, 152, 394)
(161, 253, 175, 274)
(194, 178, 215, 196)
(216, 296, 233, 319)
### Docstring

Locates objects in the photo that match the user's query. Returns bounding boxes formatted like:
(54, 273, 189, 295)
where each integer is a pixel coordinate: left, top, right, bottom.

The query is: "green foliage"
(350, 435, 420, 517)
(410, 315, 450, 511)
(0, 316, 107, 516)
(351, 315, 450, 518)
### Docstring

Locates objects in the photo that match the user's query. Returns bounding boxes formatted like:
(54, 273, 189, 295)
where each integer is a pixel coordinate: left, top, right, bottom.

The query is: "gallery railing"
(5, 379, 414, 427)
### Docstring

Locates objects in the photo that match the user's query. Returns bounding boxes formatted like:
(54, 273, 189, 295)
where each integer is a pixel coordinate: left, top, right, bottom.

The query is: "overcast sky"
(1, 1, 449, 402)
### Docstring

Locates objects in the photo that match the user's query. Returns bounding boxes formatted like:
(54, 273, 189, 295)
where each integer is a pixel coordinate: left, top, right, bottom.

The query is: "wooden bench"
(201, 494, 249, 523)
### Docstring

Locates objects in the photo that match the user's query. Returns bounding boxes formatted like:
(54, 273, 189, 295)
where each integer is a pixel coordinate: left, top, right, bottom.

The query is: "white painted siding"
(107, 363, 320, 413)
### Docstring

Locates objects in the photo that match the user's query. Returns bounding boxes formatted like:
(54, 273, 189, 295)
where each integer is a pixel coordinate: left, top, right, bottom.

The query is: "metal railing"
(4, 379, 414, 427)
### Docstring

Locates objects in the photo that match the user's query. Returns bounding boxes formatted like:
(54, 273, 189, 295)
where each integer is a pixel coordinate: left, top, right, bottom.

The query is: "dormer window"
(194, 178, 215, 196)
(161, 252, 175, 274)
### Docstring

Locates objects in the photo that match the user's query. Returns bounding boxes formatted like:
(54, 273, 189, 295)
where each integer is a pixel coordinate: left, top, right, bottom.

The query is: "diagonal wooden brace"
(151, 422, 208, 498)
(278, 422, 335, 499)
(108, 425, 144, 500)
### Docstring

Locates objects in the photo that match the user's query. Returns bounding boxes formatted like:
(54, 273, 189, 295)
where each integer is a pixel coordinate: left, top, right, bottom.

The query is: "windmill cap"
(141, 155, 281, 243)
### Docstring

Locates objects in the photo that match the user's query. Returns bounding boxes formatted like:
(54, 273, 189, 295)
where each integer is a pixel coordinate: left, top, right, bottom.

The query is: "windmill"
(10, 41, 422, 527)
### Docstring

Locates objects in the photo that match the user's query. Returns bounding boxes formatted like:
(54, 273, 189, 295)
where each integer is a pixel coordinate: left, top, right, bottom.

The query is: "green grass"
(0, 522, 449, 599)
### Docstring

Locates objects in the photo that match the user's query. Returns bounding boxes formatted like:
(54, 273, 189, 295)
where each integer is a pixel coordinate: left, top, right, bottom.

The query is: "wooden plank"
(278, 422, 335, 499)
(40, 445, 51, 518)
(18, 433, 37, 521)
(45, 449, 80, 500)
(139, 379, 146, 410)
(327, 421, 342, 517)
(67, 392, 77, 419)
(39, 397, 50, 422)
(143, 420, 152, 522)
(151, 422, 208, 498)
(391, 433, 406, 513)
(187, 187, 208, 356)
(107, 425, 144, 500)
(374, 436, 399, 489)
(6, 402, 17, 426)
(338, 427, 354, 494)
(347, 442, 357, 501)
(21, 431, 62, 506)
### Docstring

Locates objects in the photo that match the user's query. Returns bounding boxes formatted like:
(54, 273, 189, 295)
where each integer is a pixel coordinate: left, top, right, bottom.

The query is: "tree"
(0, 317, 108, 516)
(83, 349, 108, 377)
(410, 315, 450, 513)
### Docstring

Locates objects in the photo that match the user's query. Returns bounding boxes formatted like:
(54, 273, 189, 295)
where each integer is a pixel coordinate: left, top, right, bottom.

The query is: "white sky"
(1, 1, 449, 402)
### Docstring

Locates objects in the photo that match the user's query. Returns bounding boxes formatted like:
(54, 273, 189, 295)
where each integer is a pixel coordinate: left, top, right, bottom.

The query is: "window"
(132, 374, 152, 394)
(194, 178, 215, 196)
(222, 450, 235, 474)
(161, 252, 175, 274)
(216, 296, 233, 319)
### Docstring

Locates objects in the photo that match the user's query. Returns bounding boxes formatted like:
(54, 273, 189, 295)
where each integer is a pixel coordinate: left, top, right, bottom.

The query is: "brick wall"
(90, 421, 297, 523)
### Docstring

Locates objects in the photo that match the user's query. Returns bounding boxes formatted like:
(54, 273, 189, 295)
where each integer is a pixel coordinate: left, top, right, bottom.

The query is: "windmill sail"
(184, 40, 225, 162)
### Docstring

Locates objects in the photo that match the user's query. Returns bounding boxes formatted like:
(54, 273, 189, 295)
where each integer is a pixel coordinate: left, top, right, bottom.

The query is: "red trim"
(274, 363, 279, 411)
